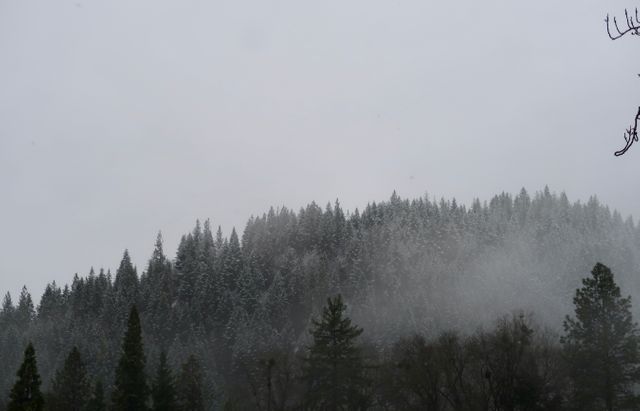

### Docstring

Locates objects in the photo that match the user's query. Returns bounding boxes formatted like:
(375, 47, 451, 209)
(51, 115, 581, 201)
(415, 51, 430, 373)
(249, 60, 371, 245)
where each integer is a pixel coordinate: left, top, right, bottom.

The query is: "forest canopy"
(1, 187, 640, 409)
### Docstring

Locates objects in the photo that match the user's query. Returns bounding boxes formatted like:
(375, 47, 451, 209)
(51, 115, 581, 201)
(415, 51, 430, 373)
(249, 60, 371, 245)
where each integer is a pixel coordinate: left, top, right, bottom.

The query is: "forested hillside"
(1, 187, 639, 409)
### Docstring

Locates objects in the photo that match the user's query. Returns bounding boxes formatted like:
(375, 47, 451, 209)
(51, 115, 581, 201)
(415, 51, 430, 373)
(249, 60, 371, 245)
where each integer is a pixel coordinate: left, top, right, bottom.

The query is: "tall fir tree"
(142, 233, 176, 340)
(113, 250, 140, 321)
(302, 295, 369, 410)
(48, 346, 91, 411)
(37, 282, 64, 320)
(0, 292, 14, 327)
(15, 287, 35, 326)
(151, 351, 177, 411)
(176, 355, 204, 411)
(221, 228, 243, 291)
(562, 262, 640, 410)
(112, 305, 149, 411)
(8, 343, 44, 411)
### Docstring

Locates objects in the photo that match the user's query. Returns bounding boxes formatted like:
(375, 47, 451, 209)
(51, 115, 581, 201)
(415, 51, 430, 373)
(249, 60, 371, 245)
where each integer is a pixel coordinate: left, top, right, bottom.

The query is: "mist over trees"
(1, 187, 640, 409)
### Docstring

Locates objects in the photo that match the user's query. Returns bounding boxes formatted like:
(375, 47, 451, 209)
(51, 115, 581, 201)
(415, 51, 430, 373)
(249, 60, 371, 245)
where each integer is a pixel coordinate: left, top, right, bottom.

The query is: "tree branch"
(606, 8, 639, 156)
(606, 9, 640, 40)
(614, 107, 640, 157)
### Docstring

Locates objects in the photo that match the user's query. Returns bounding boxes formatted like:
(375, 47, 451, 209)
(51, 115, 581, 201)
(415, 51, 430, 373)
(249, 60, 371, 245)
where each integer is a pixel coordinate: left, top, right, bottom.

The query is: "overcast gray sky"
(1, 0, 639, 301)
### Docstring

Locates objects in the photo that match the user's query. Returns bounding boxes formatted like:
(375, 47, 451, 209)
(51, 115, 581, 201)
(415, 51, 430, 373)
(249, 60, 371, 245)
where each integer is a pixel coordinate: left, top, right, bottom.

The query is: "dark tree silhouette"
(606, 8, 640, 156)
(302, 295, 369, 410)
(7, 343, 44, 411)
(151, 351, 177, 411)
(112, 305, 149, 411)
(48, 346, 92, 411)
(176, 355, 204, 411)
(86, 381, 106, 411)
(562, 263, 640, 410)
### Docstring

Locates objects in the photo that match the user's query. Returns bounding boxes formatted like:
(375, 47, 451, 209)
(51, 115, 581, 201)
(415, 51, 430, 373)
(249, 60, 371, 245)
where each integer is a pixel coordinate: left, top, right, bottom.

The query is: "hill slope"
(1, 187, 638, 406)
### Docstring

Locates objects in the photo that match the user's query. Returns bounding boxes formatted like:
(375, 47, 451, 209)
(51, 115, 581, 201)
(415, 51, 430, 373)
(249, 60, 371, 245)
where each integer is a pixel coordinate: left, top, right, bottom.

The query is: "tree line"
(1, 188, 640, 408)
(8, 305, 205, 411)
(5, 262, 640, 410)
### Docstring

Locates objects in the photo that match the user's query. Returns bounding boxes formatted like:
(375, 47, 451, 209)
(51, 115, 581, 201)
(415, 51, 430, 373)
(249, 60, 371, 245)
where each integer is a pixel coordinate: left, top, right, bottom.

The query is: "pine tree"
(0, 292, 15, 327)
(202, 220, 216, 271)
(194, 219, 218, 329)
(8, 343, 44, 411)
(48, 346, 91, 411)
(176, 355, 204, 411)
(302, 295, 369, 410)
(113, 250, 140, 321)
(142, 233, 176, 340)
(86, 381, 106, 411)
(215, 229, 243, 329)
(37, 283, 64, 320)
(112, 305, 149, 411)
(221, 228, 243, 291)
(151, 351, 177, 411)
(562, 262, 640, 410)
(15, 287, 35, 326)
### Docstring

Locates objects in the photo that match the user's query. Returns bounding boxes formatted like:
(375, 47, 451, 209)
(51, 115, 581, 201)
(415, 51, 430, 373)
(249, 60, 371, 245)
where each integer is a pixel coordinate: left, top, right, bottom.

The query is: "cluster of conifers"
(5, 305, 204, 411)
(5, 262, 640, 411)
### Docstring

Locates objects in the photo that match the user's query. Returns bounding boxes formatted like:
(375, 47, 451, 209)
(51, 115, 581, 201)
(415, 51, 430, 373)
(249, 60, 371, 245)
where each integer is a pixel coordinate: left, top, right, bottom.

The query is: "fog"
(1, 0, 639, 301)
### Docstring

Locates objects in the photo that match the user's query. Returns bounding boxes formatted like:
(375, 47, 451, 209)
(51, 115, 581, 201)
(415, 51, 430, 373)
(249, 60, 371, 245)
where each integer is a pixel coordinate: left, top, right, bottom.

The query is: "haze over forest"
(2, 187, 640, 409)
(2, 0, 640, 409)
(1, 0, 639, 300)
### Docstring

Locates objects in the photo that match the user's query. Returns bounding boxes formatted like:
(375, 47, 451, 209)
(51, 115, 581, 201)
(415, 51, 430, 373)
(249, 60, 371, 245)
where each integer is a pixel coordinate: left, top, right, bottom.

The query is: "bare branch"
(614, 107, 640, 157)
(605, 8, 640, 40)
(606, 9, 639, 156)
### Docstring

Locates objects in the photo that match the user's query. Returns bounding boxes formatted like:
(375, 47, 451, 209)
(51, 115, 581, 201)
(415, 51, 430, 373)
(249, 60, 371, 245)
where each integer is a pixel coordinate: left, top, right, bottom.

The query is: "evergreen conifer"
(112, 305, 149, 411)
(302, 295, 369, 410)
(562, 262, 640, 410)
(48, 346, 91, 411)
(151, 351, 177, 411)
(7, 343, 44, 411)
(176, 355, 204, 411)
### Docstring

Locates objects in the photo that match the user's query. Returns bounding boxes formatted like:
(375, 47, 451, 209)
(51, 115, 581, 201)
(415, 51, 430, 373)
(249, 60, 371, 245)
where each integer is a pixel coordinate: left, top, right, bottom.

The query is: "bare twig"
(614, 107, 640, 157)
(606, 8, 639, 156)
(605, 8, 640, 40)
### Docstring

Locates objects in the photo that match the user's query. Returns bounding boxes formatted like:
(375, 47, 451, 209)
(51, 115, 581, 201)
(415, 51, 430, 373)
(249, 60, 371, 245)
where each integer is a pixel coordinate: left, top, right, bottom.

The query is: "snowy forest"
(2, 187, 640, 410)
